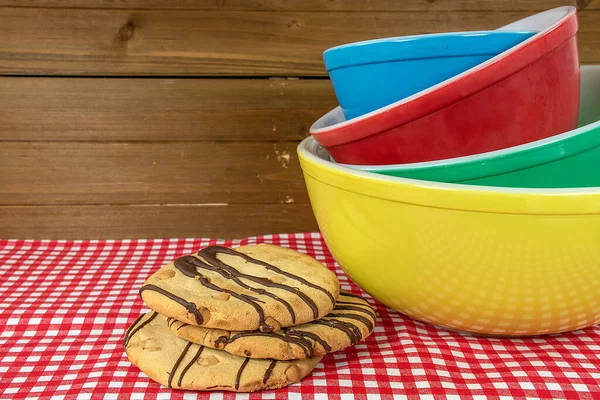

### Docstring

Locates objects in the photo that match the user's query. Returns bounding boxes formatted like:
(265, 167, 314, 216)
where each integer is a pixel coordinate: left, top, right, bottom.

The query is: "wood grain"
(0, 7, 597, 76)
(0, 141, 308, 205)
(0, 204, 319, 239)
(0, 0, 595, 11)
(0, 77, 335, 141)
(2, 0, 598, 240)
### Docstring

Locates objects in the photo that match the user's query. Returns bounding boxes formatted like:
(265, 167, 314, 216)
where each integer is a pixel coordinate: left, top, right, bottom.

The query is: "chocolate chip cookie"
(139, 244, 340, 332)
(168, 292, 376, 360)
(124, 312, 323, 392)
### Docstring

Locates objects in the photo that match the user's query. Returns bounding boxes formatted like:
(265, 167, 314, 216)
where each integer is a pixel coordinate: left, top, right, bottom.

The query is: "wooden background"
(1, 0, 598, 239)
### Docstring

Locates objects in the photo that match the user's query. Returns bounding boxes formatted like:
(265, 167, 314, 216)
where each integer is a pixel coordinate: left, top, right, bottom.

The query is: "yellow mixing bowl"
(298, 136, 600, 336)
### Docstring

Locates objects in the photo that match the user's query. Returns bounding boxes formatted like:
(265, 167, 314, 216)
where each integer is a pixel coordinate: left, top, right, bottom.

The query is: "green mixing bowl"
(337, 65, 600, 188)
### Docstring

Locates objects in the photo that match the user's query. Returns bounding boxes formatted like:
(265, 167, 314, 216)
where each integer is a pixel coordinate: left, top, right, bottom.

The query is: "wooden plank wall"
(0, 0, 598, 239)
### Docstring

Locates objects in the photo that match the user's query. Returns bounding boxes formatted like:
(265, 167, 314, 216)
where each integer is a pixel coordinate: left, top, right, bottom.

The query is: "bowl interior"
(323, 31, 536, 72)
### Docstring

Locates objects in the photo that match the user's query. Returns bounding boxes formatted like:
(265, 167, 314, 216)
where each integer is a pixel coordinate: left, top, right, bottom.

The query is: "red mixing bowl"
(310, 7, 580, 165)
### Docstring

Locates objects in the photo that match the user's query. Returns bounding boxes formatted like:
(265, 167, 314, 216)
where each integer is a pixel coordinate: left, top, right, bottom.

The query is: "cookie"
(139, 244, 340, 332)
(168, 292, 376, 360)
(124, 312, 323, 392)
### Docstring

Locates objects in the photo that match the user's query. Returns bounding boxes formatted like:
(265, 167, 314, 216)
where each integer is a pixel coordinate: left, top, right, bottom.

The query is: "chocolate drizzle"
(326, 312, 374, 331)
(336, 292, 365, 300)
(168, 293, 376, 358)
(214, 331, 314, 358)
(140, 285, 204, 325)
(123, 313, 145, 347)
(334, 305, 377, 321)
(263, 360, 278, 384)
(168, 341, 193, 388)
(235, 357, 250, 390)
(174, 255, 281, 332)
(170, 245, 336, 331)
(177, 346, 204, 387)
(169, 318, 190, 331)
(123, 311, 158, 347)
(204, 249, 326, 320)
(177, 257, 273, 331)
(166, 340, 270, 390)
(181, 246, 328, 317)
(142, 245, 337, 332)
(202, 246, 336, 305)
(286, 330, 332, 352)
(177, 254, 300, 322)
(311, 319, 363, 345)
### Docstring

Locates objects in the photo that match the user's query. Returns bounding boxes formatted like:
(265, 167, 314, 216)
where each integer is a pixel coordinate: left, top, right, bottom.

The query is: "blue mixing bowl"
(324, 30, 536, 120)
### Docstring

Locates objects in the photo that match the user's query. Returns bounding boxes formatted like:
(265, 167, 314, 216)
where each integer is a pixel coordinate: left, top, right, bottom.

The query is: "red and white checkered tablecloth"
(1, 233, 600, 400)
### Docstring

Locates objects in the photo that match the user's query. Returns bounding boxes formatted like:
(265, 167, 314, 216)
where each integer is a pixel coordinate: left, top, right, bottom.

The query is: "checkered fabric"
(1, 234, 599, 400)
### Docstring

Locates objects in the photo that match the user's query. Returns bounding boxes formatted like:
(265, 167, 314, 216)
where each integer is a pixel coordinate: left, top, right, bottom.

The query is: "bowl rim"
(297, 135, 600, 215)
(310, 6, 577, 146)
(323, 30, 536, 72)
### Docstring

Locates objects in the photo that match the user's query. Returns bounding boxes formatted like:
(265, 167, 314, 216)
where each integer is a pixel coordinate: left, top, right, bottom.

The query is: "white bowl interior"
(497, 6, 573, 31)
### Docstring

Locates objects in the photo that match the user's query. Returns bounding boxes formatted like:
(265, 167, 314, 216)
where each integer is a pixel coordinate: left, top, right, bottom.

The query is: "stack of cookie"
(124, 244, 376, 392)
